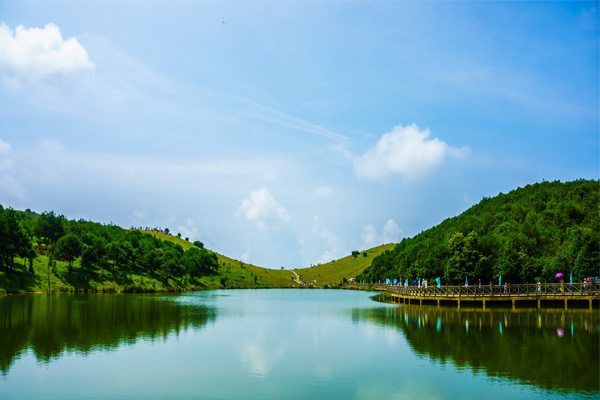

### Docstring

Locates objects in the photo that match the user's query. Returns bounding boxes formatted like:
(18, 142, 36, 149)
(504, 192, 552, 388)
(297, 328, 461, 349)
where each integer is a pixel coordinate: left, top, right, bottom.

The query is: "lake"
(0, 289, 598, 399)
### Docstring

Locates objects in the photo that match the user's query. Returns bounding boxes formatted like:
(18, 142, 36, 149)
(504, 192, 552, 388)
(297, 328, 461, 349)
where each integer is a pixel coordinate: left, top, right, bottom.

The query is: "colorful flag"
(465, 276, 468, 286)
(499, 275, 502, 287)
(436, 277, 441, 288)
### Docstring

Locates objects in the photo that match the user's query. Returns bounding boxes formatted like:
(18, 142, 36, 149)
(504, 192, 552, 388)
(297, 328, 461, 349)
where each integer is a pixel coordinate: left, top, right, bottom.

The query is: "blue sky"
(0, 1, 598, 269)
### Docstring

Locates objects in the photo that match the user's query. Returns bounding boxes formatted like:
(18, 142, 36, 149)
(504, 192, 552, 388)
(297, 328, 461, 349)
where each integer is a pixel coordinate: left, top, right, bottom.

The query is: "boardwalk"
(353, 282, 600, 310)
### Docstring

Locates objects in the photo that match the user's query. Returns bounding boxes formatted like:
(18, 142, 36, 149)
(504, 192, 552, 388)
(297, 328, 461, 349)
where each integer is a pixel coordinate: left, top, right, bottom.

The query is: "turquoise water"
(0, 289, 597, 399)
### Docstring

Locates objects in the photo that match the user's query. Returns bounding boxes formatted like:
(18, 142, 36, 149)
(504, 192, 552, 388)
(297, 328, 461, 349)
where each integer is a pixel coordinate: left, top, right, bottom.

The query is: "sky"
(0, 1, 598, 269)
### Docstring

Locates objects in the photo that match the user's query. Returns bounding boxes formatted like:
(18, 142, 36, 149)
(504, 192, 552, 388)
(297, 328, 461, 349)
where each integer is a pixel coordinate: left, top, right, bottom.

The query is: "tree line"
(0, 207, 219, 287)
(358, 180, 599, 285)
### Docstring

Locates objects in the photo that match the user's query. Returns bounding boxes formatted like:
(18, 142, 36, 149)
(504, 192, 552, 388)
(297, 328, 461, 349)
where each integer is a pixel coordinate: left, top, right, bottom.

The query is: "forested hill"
(358, 180, 599, 285)
(0, 207, 295, 293)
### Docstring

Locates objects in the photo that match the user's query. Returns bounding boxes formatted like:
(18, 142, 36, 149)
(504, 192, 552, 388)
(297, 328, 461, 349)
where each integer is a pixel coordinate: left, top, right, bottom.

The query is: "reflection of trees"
(0, 294, 215, 374)
(352, 305, 599, 393)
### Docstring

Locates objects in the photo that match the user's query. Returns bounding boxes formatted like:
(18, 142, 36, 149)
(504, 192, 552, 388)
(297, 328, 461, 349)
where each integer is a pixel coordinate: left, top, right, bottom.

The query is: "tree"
(26, 247, 37, 275)
(445, 231, 484, 284)
(181, 247, 204, 279)
(0, 207, 31, 272)
(351, 250, 360, 258)
(106, 240, 127, 274)
(193, 241, 204, 249)
(81, 246, 99, 275)
(35, 211, 65, 245)
(56, 233, 82, 274)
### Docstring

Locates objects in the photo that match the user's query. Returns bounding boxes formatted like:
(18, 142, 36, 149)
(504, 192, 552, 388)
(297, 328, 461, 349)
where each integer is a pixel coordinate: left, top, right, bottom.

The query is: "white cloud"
(0, 139, 12, 170)
(382, 219, 402, 242)
(0, 22, 94, 87)
(0, 139, 10, 156)
(315, 250, 336, 265)
(40, 138, 64, 152)
(314, 185, 334, 198)
(133, 210, 147, 220)
(241, 246, 251, 263)
(244, 99, 349, 143)
(121, 165, 136, 182)
(361, 219, 402, 250)
(176, 219, 200, 241)
(312, 216, 344, 263)
(237, 187, 290, 229)
(0, 174, 26, 201)
(354, 124, 469, 181)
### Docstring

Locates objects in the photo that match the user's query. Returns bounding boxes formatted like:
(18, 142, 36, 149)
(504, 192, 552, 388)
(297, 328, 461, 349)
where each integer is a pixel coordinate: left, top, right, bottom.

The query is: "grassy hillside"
(141, 231, 295, 289)
(292, 243, 396, 287)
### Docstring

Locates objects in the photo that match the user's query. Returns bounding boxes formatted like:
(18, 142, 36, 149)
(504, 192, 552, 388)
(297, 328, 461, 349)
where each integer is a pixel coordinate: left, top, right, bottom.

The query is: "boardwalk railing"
(352, 282, 600, 298)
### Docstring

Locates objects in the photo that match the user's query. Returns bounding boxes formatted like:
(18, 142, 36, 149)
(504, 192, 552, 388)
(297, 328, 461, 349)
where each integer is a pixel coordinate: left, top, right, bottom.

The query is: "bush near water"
(358, 180, 599, 285)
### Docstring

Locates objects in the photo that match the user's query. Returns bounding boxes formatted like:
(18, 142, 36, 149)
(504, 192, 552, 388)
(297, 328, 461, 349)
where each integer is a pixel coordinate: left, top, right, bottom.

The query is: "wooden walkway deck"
(352, 282, 600, 310)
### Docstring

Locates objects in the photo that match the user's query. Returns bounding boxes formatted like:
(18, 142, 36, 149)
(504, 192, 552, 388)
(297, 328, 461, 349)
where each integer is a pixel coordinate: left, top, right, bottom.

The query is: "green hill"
(0, 207, 386, 293)
(291, 244, 396, 287)
(358, 179, 599, 285)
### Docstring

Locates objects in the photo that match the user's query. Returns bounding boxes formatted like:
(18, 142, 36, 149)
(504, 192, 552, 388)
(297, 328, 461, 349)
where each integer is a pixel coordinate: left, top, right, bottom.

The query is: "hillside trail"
(291, 270, 301, 283)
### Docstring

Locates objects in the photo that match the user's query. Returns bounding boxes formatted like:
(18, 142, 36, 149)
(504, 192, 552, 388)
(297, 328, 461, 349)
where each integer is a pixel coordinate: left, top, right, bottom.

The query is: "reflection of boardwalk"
(354, 282, 599, 310)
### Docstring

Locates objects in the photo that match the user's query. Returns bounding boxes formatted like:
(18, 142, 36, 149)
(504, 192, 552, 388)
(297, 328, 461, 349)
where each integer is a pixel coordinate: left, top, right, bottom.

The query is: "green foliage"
(35, 210, 65, 245)
(0, 207, 294, 292)
(0, 206, 31, 272)
(56, 233, 83, 273)
(358, 180, 599, 284)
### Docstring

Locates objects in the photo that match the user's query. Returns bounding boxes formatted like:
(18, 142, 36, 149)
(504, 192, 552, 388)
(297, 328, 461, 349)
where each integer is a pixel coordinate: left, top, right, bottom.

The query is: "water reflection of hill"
(0, 294, 215, 374)
(352, 305, 599, 394)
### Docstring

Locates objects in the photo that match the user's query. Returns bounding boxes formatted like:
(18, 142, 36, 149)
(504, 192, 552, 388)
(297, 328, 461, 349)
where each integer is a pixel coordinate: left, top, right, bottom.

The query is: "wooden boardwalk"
(352, 282, 600, 310)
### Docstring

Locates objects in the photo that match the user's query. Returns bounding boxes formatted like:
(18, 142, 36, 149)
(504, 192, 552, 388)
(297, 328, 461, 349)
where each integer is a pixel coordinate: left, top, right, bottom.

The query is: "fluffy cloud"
(0, 139, 24, 201)
(354, 124, 468, 181)
(312, 216, 345, 264)
(313, 185, 334, 198)
(0, 139, 10, 155)
(176, 219, 201, 242)
(40, 138, 64, 152)
(0, 22, 94, 86)
(0, 139, 12, 170)
(361, 219, 402, 250)
(237, 187, 290, 229)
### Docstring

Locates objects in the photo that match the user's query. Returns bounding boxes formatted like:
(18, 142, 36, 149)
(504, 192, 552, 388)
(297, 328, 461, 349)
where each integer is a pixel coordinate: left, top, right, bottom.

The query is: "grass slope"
(291, 244, 396, 287)
(141, 231, 295, 289)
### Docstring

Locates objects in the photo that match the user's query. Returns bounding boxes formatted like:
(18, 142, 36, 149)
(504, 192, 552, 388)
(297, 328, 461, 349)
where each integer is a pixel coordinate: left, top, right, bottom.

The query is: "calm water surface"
(0, 289, 598, 399)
